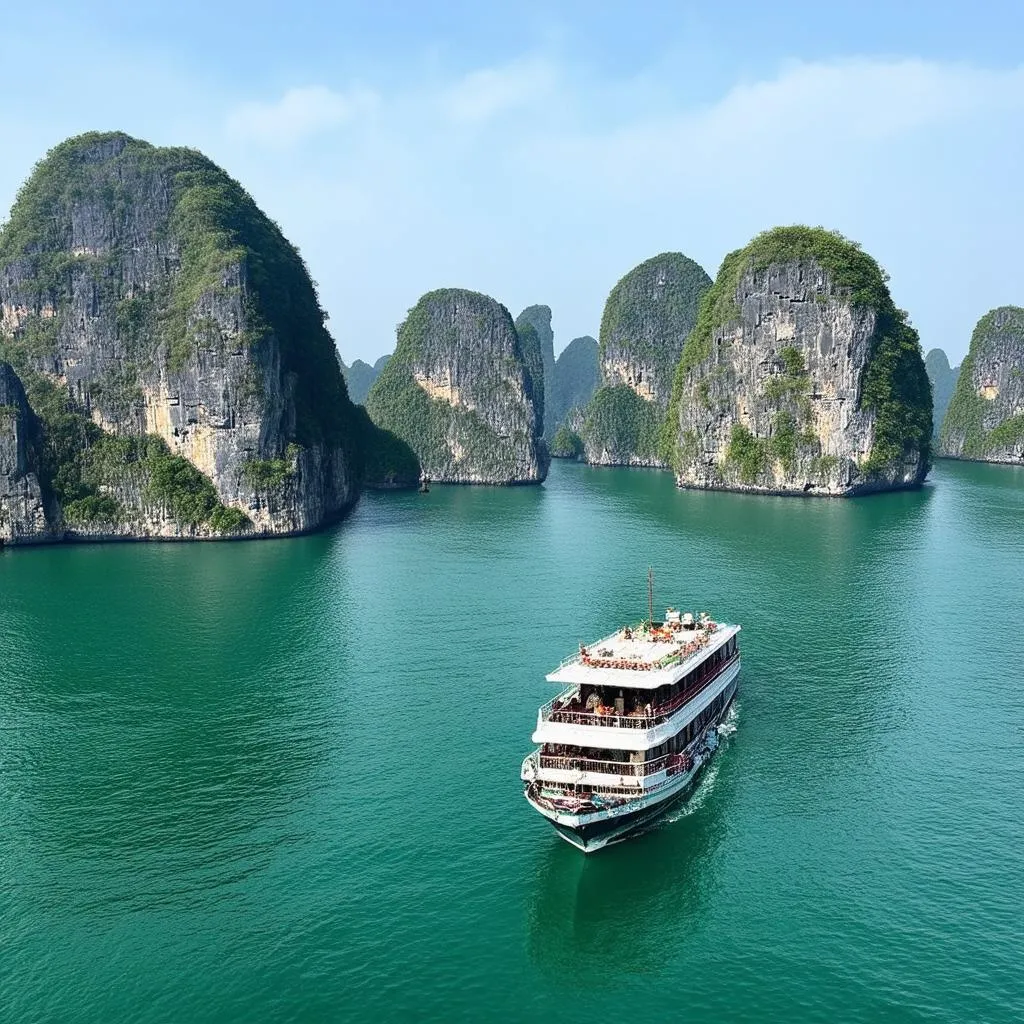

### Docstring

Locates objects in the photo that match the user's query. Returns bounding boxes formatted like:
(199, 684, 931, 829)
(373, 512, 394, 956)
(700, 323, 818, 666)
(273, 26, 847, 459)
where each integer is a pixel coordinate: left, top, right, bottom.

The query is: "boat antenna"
(647, 566, 654, 626)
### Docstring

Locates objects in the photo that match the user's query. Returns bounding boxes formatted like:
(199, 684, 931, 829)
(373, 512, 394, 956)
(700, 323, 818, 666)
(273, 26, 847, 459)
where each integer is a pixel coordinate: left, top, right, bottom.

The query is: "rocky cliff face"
(939, 307, 1024, 463)
(925, 348, 960, 440)
(668, 227, 932, 496)
(366, 288, 548, 483)
(515, 305, 556, 439)
(0, 362, 54, 542)
(583, 253, 711, 467)
(513, 317, 546, 441)
(0, 131, 366, 543)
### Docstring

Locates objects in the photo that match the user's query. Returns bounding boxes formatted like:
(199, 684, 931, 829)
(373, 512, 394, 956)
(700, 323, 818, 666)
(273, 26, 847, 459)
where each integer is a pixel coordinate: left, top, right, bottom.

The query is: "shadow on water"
(569, 461, 936, 555)
(526, 756, 734, 982)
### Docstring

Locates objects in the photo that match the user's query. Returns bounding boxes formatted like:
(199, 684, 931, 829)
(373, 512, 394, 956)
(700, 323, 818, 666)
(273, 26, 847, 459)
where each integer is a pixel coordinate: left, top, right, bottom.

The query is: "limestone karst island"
(4, 132, 1023, 547)
(665, 227, 932, 495)
(938, 306, 1024, 463)
(577, 252, 711, 468)
(0, 131, 417, 545)
(365, 288, 548, 485)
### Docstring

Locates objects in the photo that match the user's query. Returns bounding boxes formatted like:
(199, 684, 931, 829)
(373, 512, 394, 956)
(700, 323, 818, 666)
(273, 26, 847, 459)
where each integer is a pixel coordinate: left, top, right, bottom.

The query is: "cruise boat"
(521, 604, 740, 852)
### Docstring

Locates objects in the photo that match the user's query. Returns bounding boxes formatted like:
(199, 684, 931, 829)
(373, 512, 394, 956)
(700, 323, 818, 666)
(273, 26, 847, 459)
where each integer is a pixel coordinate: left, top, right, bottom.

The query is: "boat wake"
(716, 701, 740, 738)
(658, 701, 739, 828)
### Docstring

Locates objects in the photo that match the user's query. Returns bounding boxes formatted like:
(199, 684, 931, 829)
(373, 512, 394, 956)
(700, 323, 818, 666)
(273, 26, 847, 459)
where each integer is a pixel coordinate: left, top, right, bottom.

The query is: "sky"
(4, 1, 1024, 365)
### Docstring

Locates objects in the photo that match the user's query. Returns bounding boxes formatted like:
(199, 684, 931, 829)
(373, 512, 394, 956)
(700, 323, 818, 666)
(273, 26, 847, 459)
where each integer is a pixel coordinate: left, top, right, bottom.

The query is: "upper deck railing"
(538, 653, 738, 731)
(549, 619, 726, 677)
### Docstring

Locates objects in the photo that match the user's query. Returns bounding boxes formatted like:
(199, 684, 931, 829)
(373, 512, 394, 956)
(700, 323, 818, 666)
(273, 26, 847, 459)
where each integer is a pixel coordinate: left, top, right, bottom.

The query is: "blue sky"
(5, 1, 1024, 364)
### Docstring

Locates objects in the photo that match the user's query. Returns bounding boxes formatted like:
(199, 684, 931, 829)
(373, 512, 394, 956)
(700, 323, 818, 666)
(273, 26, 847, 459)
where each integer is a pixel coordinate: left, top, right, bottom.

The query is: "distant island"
(925, 349, 960, 440)
(939, 306, 1024, 463)
(579, 253, 711, 468)
(365, 288, 548, 484)
(549, 335, 600, 459)
(0, 131, 417, 546)
(342, 355, 390, 405)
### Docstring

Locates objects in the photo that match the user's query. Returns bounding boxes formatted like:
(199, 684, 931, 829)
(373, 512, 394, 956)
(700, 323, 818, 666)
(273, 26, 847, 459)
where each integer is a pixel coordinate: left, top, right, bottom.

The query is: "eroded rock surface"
(366, 289, 547, 483)
(939, 307, 1024, 463)
(583, 253, 711, 466)
(0, 362, 54, 542)
(0, 131, 365, 541)
(668, 227, 931, 495)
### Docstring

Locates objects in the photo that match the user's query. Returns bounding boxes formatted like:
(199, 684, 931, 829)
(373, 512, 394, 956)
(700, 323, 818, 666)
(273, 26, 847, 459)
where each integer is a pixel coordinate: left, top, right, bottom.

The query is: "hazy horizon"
(4, 1, 1023, 365)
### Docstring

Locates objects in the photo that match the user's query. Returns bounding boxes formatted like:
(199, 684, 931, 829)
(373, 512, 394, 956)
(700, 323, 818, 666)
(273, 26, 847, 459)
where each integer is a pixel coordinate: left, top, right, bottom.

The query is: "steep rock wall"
(513, 318, 546, 440)
(0, 131, 362, 541)
(515, 305, 556, 439)
(668, 228, 931, 496)
(939, 307, 1024, 463)
(366, 289, 547, 483)
(583, 252, 711, 467)
(0, 362, 55, 542)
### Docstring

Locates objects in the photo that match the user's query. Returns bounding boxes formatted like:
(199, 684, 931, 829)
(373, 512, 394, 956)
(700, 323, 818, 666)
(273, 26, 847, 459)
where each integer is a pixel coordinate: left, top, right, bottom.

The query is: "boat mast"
(647, 566, 654, 626)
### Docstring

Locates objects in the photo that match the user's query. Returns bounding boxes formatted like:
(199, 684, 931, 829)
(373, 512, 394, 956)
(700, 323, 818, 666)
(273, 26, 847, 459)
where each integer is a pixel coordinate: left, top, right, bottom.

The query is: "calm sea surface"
(1, 459, 1022, 1023)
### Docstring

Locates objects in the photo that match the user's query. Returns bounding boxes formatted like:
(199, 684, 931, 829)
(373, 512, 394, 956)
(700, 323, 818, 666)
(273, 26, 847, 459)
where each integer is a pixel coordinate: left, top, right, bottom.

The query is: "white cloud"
(208, 56, 1024, 363)
(526, 58, 1024, 195)
(439, 58, 558, 123)
(225, 85, 378, 147)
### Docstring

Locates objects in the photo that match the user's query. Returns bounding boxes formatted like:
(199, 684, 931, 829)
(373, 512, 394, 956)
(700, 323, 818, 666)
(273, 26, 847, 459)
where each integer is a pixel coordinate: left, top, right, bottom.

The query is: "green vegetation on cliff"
(551, 335, 599, 430)
(940, 306, 1024, 458)
(240, 448, 300, 489)
(723, 416, 813, 484)
(550, 422, 584, 459)
(664, 226, 932, 475)
(599, 252, 712, 402)
(514, 317, 545, 436)
(0, 131, 355, 449)
(860, 322, 932, 474)
(26, 384, 250, 533)
(365, 288, 543, 482)
(984, 414, 1024, 449)
(351, 406, 420, 488)
(368, 362, 532, 480)
(584, 385, 661, 463)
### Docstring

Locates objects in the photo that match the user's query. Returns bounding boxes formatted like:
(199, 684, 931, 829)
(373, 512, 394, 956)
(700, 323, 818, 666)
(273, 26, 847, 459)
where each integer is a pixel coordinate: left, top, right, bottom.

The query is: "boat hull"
(528, 679, 737, 853)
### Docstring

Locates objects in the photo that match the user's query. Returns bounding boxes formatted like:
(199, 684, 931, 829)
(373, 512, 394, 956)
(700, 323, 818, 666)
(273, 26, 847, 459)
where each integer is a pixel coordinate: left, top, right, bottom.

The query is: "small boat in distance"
(521, 576, 740, 853)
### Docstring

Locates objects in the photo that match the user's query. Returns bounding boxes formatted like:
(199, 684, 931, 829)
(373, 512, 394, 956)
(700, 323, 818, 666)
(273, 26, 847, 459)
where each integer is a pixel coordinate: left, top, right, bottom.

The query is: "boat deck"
(546, 618, 739, 690)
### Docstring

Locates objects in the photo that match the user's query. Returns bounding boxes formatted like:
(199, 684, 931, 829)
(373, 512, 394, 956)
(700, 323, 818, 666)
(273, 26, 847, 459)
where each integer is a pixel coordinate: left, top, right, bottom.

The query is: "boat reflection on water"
(526, 751, 734, 980)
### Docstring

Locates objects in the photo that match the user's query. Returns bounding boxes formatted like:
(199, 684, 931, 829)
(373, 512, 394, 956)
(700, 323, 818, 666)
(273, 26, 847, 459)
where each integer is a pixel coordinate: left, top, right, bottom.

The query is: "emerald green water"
(2, 460, 1022, 1022)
